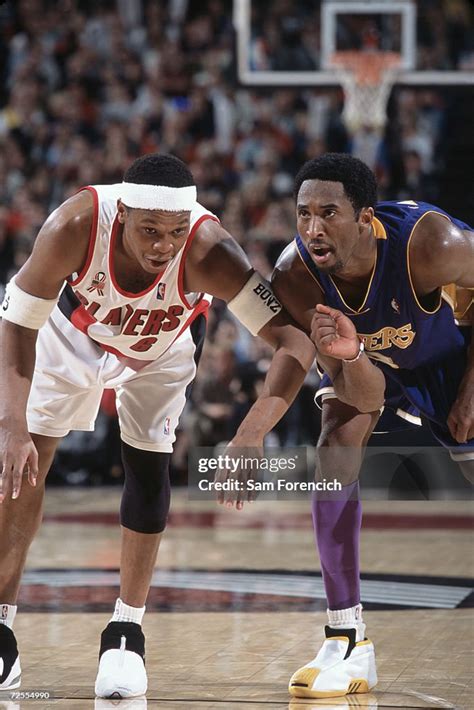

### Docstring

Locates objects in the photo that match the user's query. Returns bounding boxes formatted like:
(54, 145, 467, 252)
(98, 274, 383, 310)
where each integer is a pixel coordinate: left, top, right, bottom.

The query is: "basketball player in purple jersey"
(0, 153, 335, 699)
(269, 154, 473, 699)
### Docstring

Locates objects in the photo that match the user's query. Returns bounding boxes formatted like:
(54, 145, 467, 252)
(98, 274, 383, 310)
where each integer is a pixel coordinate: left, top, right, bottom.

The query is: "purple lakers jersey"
(296, 200, 472, 371)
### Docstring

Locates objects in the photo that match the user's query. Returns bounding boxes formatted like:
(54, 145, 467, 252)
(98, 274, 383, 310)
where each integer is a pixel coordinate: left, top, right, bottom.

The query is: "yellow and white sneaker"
(289, 625, 377, 699)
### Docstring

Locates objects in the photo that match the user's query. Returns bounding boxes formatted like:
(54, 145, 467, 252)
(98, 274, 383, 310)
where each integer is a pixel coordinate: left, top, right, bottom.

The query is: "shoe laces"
(119, 635, 126, 667)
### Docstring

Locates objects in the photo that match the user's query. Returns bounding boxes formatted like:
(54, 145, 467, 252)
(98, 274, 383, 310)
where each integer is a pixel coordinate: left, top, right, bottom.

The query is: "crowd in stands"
(250, 0, 474, 72)
(0, 0, 472, 483)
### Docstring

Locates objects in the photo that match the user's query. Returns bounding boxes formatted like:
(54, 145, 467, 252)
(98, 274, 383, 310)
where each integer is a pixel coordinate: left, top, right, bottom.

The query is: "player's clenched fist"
(310, 303, 361, 361)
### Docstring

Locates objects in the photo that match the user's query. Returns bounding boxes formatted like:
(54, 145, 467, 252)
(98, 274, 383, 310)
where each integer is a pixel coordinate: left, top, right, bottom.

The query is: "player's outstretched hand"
(448, 381, 474, 444)
(310, 304, 361, 361)
(0, 427, 39, 502)
(215, 438, 263, 511)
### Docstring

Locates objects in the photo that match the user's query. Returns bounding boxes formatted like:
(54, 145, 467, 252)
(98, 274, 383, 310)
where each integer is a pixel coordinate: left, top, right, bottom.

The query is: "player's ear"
(359, 206, 374, 227)
(117, 200, 128, 224)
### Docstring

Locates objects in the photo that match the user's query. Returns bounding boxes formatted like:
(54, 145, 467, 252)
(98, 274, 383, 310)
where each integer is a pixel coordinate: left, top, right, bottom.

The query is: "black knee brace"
(120, 442, 171, 534)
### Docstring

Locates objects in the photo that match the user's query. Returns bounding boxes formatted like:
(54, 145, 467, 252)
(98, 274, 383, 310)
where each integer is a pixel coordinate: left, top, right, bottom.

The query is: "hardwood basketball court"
(3, 489, 472, 709)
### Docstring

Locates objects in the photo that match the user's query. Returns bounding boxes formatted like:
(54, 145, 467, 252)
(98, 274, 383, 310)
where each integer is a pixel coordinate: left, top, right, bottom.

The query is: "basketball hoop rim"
(329, 50, 402, 86)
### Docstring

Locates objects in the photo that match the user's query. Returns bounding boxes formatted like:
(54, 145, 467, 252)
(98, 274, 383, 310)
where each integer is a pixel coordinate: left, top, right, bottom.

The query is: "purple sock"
(312, 482, 362, 611)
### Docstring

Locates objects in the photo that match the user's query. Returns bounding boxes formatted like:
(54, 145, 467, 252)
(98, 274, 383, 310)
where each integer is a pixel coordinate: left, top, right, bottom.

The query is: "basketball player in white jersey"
(0, 154, 316, 698)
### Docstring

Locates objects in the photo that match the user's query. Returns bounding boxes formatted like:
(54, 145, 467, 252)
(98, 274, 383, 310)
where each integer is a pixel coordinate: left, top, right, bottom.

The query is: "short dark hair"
(294, 153, 378, 213)
(123, 153, 195, 187)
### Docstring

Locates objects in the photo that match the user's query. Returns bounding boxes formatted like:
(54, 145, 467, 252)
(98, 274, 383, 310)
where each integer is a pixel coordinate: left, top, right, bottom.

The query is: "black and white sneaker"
(94, 622, 147, 698)
(0, 625, 21, 691)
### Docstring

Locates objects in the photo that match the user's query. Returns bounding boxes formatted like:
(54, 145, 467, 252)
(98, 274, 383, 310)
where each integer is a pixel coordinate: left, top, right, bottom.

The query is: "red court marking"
(43, 510, 474, 530)
(18, 584, 322, 612)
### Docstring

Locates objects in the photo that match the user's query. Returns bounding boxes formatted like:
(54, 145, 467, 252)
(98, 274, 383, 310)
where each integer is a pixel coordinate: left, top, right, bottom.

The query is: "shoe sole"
(0, 658, 21, 692)
(95, 690, 146, 699)
(95, 681, 147, 699)
(289, 678, 373, 698)
(0, 677, 21, 691)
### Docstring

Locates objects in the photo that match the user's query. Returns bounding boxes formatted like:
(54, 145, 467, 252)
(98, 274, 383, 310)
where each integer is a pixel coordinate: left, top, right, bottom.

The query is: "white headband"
(120, 182, 197, 211)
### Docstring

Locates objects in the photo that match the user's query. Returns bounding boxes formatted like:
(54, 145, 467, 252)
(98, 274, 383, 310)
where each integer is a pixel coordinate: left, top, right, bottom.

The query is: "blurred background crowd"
(0, 0, 473, 485)
(250, 0, 474, 72)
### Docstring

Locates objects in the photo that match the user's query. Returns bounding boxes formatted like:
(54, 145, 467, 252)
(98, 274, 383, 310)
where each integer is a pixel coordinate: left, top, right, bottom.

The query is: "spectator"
(1, 0, 472, 477)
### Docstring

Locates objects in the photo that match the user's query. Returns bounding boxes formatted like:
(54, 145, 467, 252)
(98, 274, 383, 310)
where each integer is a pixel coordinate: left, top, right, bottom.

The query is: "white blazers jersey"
(55, 184, 218, 363)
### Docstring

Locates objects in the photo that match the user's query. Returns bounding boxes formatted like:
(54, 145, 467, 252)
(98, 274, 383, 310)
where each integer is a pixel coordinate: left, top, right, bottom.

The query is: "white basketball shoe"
(289, 624, 377, 699)
(95, 622, 147, 698)
(0, 625, 21, 691)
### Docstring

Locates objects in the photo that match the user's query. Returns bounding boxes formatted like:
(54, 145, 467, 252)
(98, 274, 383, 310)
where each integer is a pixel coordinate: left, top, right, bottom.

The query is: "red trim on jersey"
(69, 186, 99, 286)
(162, 297, 210, 357)
(70, 303, 97, 334)
(178, 215, 220, 309)
(108, 216, 168, 299)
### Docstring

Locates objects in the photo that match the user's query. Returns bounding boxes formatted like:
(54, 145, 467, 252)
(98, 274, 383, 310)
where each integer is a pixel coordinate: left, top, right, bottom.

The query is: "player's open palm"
(0, 427, 38, 502)
(310, 304, 361, 361)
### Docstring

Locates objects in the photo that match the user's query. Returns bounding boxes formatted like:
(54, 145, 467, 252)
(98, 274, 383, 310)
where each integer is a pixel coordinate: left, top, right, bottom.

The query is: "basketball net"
(329, 51, 401, 132)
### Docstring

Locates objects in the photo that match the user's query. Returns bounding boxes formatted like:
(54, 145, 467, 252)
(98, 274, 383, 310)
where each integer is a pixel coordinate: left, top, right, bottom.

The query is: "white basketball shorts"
(27, 310, 197, 452)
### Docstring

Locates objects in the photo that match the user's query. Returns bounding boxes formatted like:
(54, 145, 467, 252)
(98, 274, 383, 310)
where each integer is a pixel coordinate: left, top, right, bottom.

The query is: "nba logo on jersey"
(164, 417, 171, 435)
(157, 282, 166, 300)
(391, 298, 400, 314)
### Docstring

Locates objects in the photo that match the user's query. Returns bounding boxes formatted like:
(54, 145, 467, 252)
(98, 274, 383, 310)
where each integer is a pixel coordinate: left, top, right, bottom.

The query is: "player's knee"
(316, 413, 376, 484)
(119, 443, 171, 534)
(318, 410, 378, 448)
(30, 433, 61, 486)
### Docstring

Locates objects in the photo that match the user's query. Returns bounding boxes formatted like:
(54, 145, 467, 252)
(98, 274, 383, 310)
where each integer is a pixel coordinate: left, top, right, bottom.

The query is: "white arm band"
(227, 272, 282, 336)
(1, 277, 59, 329)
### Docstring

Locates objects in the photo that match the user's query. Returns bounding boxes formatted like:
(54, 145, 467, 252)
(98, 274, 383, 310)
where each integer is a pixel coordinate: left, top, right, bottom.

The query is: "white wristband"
(342, 339, 364, 363)
(227, 272, 282, 336)
(1, 277, 58, 330)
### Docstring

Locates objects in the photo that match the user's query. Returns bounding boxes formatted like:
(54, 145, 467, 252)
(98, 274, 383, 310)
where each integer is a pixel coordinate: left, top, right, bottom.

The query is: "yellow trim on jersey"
(372, 216, 387, 239)
(406, 210, 451, 315)
(341, 307, 371, 316)
(295, 217, 384, 303)
(437, 284, 473, 324)
(441, 284, 456, 311)
(454, 287, 473, 321)
(328, 219, 385, 314)
(366, 351, 400, 369)
(329, 246, 377, 315)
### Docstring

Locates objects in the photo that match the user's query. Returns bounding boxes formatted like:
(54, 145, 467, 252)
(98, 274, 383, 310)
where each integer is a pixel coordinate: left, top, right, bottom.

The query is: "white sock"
(0, 604, 17, 629)
(110, 598, 145, 626)
(327, 603, 365, 641)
